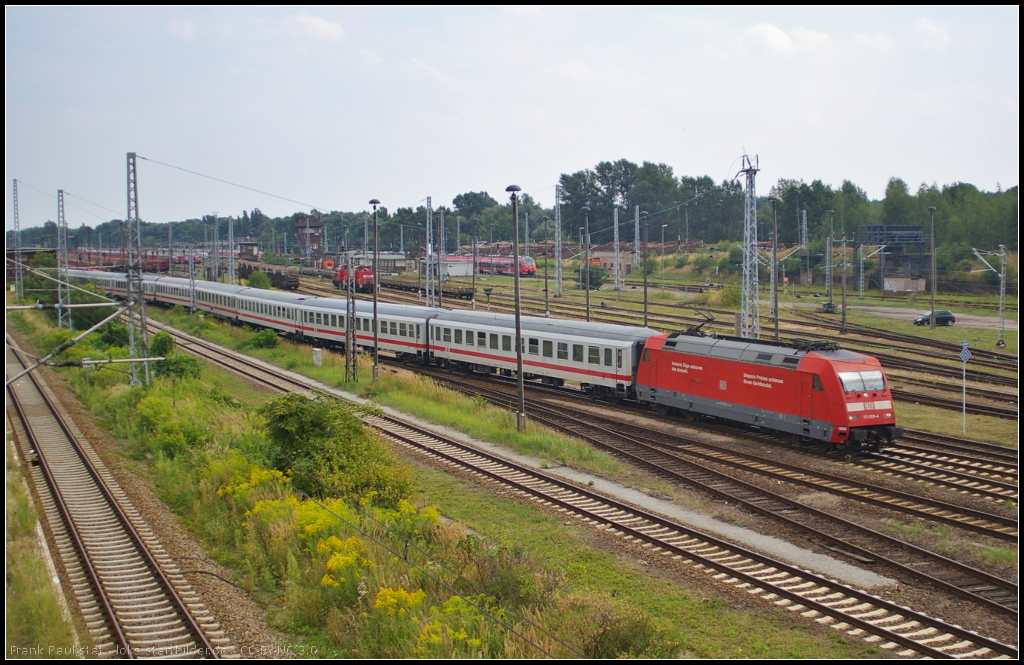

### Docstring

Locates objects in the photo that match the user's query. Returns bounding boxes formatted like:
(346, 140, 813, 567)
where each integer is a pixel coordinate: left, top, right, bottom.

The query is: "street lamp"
(928, 205, 937, 330)
(661, 224, 668, 293)
(370, 199, 381, 382)
(641, 211, 649, 327)
(581, 205, 591, 322)
(768, 194, 783, 342)
(507, 185, 526, 432)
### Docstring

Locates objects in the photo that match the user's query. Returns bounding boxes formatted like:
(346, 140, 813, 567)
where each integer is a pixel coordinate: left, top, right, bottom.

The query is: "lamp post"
(507, 185, 527, 432)
(928, 205, 937, 330)
(661, 224, 668, 293)
(370, 199, 381, 382)
(641, 211, 649, 327)
(768, 194, 783, 342)
(581, 205, 591, 322)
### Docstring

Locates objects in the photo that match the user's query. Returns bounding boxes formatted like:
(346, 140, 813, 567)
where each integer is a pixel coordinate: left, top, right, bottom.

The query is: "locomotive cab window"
(838, 370, 885, 393)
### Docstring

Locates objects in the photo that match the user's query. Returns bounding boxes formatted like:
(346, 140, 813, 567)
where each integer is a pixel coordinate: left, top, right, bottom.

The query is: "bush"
(251, 329, 280, 349)
(673, 254, 689, 269)
(576, 265, 606, 290)
(247, 271, 272, 289)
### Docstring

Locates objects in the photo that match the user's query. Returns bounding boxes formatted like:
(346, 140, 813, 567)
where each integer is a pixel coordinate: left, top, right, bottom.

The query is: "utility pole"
(437, 210, 445, 308)
(212, 212, 219, 281)
(56, 190, 71, 329)
(613, 207, 621, 290)
(641, 211, 650, 327)
(768, 193, 782, 342)
(507, 185, 526, 433)
(737, 155, 760, 339)
(228, 215, 235, 284)
(188, 241, 197, 312)
(425, 197, 434, 307)
(13, 180, 24, 298)
(841, 235, 848, 333)
(370, 199, 380, 383)
(582, 206, 591, 322)
(524, 211, 529, 258)
(554, 184, 563, 297)
(826, 210, 834, 306)
(928, 206, 937, 330)
(126, 152, 150, 386)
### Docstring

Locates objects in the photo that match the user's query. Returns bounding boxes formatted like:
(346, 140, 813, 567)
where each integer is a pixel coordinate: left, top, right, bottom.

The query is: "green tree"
(247, 270, 272, 289)
(576, 265, 606, 290)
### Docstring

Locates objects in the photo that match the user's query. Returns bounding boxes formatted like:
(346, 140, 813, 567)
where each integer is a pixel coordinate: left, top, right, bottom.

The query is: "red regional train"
(446, 254, 537, 276)
(637, 332, 901, 453)
(333, 265, 374, 292)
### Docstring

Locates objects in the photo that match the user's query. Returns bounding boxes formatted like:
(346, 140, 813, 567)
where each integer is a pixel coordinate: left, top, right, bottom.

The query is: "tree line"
(10, 159, 1017, 255)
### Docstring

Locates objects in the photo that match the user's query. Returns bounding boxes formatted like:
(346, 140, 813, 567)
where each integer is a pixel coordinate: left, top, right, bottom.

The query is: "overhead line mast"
(738, 155, 760, 340)
(56, 190, 71, 329)
(126, 152, 150, 386)
(13, 179, 24, 299)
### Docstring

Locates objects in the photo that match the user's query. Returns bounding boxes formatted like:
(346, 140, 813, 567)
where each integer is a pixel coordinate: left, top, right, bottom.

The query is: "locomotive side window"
(490, 333, 498, 349)
(454, 329, 463, 344)
(528, 338, 539, 355)
(502, 335, 512, 351)
(812, 374, 823, 391)
(543, 341, 553, 358)
(588, 346, 600, 364)
(604, 348, 612, 366)
(573, 344, 583, 363)
(557, 343, 568, 360)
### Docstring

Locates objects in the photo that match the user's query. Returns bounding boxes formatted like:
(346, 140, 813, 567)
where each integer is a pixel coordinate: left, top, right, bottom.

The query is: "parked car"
(913, 310, 955, 326)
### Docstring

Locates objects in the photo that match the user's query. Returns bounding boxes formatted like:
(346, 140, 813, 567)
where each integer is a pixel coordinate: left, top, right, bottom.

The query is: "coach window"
(502, 335, 512, 351)
(454, 329, 463, 344)
(490, 333, 499, 349)
(329, 314, 336, 327)
(616, 349, 623, 369)
(812, 374, 823, 391)
(390, 321, 397, 335)
(604, 348, 612, 366)
(416, 324, 421, 339)
(557, 342, 568, 360)
(465, 330, 473, 345)
(589, 346, 600, 364)
(543, 340, 553, 358)
(572, 344, 583, 363)
(528, 338, 539, 355)
(399, 322, 407, 337)
(479, 332, 488, 347)
(443, 328, 452, 343)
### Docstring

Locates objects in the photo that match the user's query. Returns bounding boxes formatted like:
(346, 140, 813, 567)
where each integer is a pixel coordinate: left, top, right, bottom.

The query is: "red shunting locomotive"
(636, 333, 901, 454)
(333, 265, 374, 293)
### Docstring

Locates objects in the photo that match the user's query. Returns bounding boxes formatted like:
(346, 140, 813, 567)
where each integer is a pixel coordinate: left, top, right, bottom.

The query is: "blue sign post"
(959, 342, 971, 434)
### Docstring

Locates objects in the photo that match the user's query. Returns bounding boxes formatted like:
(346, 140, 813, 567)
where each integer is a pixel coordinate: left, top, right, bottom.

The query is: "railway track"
(145, 319, 1018, 658)
(900, 430, 1019, 466)
(5, 337, 233, 659)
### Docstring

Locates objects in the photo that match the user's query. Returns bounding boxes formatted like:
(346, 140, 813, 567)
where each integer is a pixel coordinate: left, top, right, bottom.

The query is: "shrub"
(251, 329, 280, 349)
(247, 271, 272, 289)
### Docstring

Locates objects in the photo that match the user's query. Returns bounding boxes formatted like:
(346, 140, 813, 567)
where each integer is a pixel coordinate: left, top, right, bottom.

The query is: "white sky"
(5, 6, 1019, 232)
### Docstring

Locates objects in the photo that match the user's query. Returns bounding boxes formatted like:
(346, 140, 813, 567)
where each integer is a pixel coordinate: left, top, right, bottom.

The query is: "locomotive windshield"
(838, 370, 886, 392)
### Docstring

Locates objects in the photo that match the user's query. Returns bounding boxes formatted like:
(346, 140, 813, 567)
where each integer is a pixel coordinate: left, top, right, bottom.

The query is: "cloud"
(287, 13, 344, 40)
(167, 18, 197, 42)
(850, 31, 896, 56)
(746, 23, 828, 55)
(410, 58, 463, 88)
(915, 17, 950, 51)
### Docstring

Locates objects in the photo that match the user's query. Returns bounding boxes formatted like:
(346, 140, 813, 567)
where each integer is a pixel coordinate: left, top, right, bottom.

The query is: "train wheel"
(654, 404, 669, 416)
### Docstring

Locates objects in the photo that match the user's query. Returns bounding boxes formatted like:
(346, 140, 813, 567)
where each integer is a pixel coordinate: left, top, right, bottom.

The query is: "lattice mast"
(553, 184, 563, 297)
(738, 155, 760, 339)
(425, 197, 434, 307)
(228, 215, 235, 284)
(344, 247, 358, 383)
(613, 207, 621, 290)
(56, 190, 71, 329)
(438, 208, 445, 308)
(13, 179, 24, 298)
(188, 241, 197, 312)
(634, 206, 641, 270)
(126, 152, 150, 386)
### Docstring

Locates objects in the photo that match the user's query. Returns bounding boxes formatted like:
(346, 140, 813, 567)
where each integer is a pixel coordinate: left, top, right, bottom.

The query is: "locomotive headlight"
(884, 412, 892, 418)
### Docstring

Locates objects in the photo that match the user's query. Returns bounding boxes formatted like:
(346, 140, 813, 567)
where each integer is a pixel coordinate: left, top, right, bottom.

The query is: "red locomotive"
(637, 333, 901, 454)
(334, 265, 374, 292)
